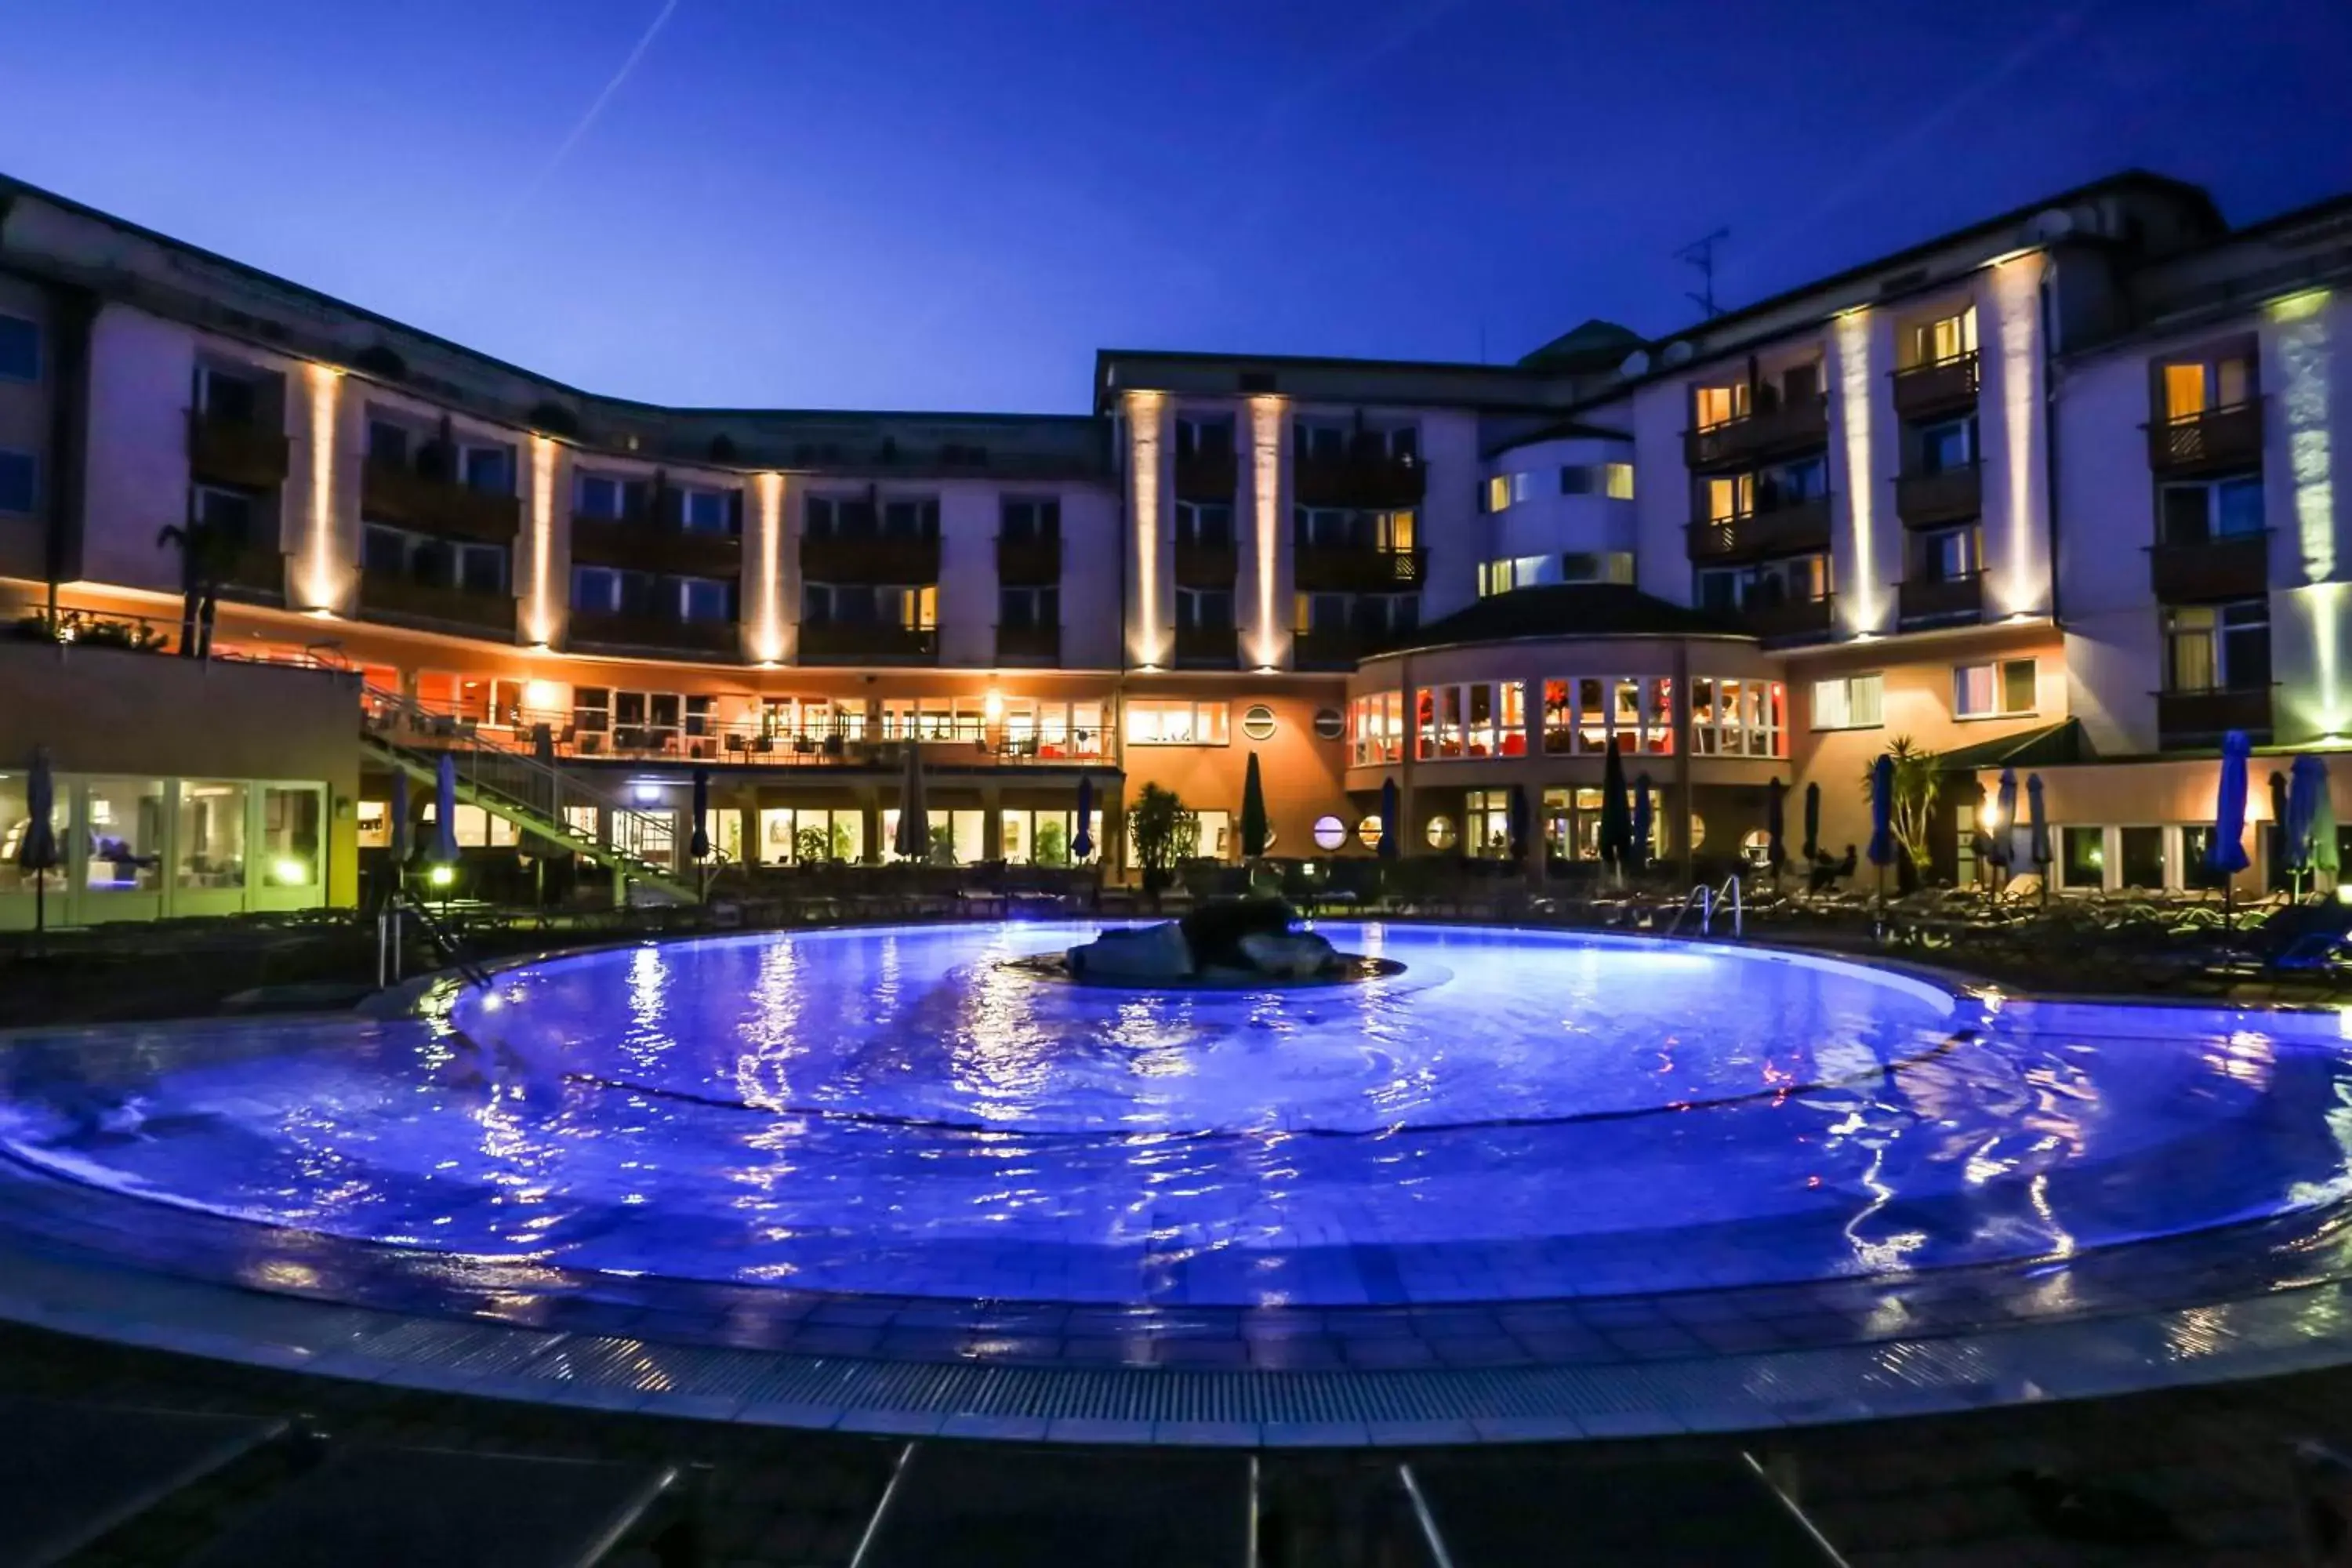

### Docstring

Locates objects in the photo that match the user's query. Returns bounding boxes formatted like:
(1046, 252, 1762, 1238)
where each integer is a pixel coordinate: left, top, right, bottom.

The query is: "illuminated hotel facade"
(0, 168, 2348, 920)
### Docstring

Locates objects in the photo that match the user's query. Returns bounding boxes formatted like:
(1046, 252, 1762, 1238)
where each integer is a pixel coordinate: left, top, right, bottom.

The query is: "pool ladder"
(1665, 873, 1743, 939)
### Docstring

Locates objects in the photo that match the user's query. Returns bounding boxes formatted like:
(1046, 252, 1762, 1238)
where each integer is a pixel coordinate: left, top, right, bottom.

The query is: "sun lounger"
(0, 1396, 291, 1568)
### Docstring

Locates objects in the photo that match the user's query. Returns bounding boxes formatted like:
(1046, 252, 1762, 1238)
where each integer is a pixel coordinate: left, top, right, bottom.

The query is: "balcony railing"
(1174, 538, 1239, 585)
(2148, 532, 2271, 602)
(1685, 493, 1832, 563)
(1736, 593, 1834, 644)
(1294, 448, 1425, 509)
(1895, 464, 1983, 528)
(187, 410, 290, 491)
(564, 608, 740, 657)
(1174, 446, 1238, 501)
(1173, 623, 1238, 667)
(1896, 572, 1984, 627)
(358, 568, 517, 637)
(995, 623, 1060, 664)
(1293, 544, 1426, 592)
(1682, 397, 1829, 470)
(1891, 350, 1980, 420)
(220, 543, 285, 601)
(799, 532, 942, 583)
(995, 534, 1062, 585)
(570, 515, 742, 579)
(797, 619, 938, 662)
(2147, 401, 2263, 476)
(361, 459, 521, 543)
(2156, 685, 2274, 748)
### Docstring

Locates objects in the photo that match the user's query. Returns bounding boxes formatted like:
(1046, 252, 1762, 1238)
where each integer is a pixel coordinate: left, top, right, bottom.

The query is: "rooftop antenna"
(1677, 227, 1730, 318)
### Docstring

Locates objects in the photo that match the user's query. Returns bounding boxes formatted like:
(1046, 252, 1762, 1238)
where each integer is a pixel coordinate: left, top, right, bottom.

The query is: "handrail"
(1664, 872, 1744, 938)
(1664, 883, 1711, 938)
(397, 890, 494, 990)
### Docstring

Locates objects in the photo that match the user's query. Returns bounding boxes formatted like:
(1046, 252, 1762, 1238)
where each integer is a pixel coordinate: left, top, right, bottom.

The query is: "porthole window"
(1689, 815, 1707, 851)
(1313, 815, 1348, 851)
(1357, 815, 1385, 848)
(1242, 704, 1277, 741)
(1312, 707, 1344, 741)
(1425, 815, 1458, 851)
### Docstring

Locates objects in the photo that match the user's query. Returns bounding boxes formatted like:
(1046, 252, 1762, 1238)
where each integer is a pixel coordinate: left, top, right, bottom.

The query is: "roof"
(1515, 318, 1644, 370)
(1483, 416, 1632, 456)
(1377, 584, 1748, 655)
(1936, 719, 2099, 771)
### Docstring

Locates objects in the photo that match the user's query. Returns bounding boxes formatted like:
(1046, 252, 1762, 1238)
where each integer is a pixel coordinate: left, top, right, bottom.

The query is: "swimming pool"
(2, 920, 2345, 1316)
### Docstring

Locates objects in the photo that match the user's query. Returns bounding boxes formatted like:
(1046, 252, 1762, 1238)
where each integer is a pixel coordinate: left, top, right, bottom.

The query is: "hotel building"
(1, 168, 2349, 923)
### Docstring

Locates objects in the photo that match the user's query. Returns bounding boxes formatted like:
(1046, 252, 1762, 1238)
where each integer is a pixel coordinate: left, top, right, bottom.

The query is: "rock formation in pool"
(1067, 898, 1341, 982)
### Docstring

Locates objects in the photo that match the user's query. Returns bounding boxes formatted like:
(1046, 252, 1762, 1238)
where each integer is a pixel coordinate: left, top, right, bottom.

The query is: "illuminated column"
(1243, 395, 1290, 670)
(1979, 255, 2052, 619)
(2274, 290, 2336, 584)
(297, 364, 348, 613)
(748, 470, 789, 664)
(1828, 310, 1892, 637)
(2272, 290, 2341, 740)
(1124, 390, 1171, 668)
(522, 435, 565, 647)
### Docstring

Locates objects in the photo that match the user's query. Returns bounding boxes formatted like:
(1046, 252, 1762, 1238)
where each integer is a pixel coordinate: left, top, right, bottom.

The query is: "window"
(1126, 699, 1229, 746)
(263, 786, 324, 887)
(1917, 416, 1976, 474)
(1176, 586, 1233, 629)
(575, 473, 633, 520)
(191, 483, 260, 545)
(1904, 307, 1977, 368)
(1175, 415, 1234, 457)
(1313, 707, 1344, 740)
(456, 543, 506, 595)
(2161, 353, 2256, 422)
(678, 485, 733, 535)
(805, 494, 876, 536)
(1559, 463, 1636, 499)
(1922, 524, 1981, 582)
(1702, 473, 1753, 522)
(1356, 816, 1384, 849)
(1413, 682, 1526, 760)
(1425, 815, 1458, 851)
(614, 809, 677, 869)
(0, 314, 37, 382)
(572, 687, 612, 734)
(572, 565, 626, 612)
(1693, 383, 1748, 430)
(1812, 673, 1885, 730)
(459, 443, 512, 495)
(1000, 808, 1103, 866)
(1559, 551, 1635, 585)
(2159, 476, 2265, 545)
(1348, 691, 1404, 765)
(1464, 790, 1515, 860)
(1954, 658, 2037, 718)
(2118, 826, 2166, 889)
(880, 497, 938, 538)
(0, 449, 38, 515)
(1477, 555, 1548, 596)
(2164, 600, 2270, 692)
(366, 418, 412, 467)
(1241, 704, 1277, 741)
(1766, 455, 1829, 503)
(1697, 554, 1829, 612)
(1000, 585, 1058, 629)
(83, 778, 164, 893)
(194, 364, 262, 425)
(678, 577, 732, 622)
(1176, 501, 1232, 546)
(176, 782, 249, 890)
(2060, 826, 2106, 891)
(1002, 498, 1060, 540)
(1689, 677, 1786, 758)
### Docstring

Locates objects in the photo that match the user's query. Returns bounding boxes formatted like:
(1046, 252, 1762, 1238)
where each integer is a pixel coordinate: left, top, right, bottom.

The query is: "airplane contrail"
(508, 0, 684, 220)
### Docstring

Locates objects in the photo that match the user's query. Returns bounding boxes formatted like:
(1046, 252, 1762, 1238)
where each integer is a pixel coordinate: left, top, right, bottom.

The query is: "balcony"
(1896, 572, 1984, 627)
(1683, 397, 1829, 471)
(1892, 350, 1980, 420)
(800, 532, 942, 583)
(358, 568, 516, 637)
(1294, 448, 1425, 509)
(571, 515, 742, 579)
(1293, 544, 1426, 593)
(1173, 623, 1238, 668)
(797, 619, 938, 663)
(2157, 685, 2274, 749)
(1292, 628, 1371, 670)
(2147, 402, 2263, 476)
(2148, 532, 2271, 602)
(220, 543, 285, 601)
(1174, 446, 1238, 501)
(1736, 593, 1834, 644)
(995, 623, 1061, 665)
(1895, 464, 1983, 529)
(187, 410, 289, 491)
(361, 459, 521, 544)
(996, 534, 1062, 585)
(1685, 493, 1832, 563)
(1174, 538, 1238, 586)
(565, 608, 740, 658)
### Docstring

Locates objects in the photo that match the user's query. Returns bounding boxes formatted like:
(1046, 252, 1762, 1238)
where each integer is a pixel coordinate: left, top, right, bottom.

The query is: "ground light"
(271, 857, 308, 886)
(427, 864, 456, 889)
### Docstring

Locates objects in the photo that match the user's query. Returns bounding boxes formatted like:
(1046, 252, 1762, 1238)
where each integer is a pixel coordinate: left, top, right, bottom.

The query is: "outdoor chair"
(1400, 1451, 1842, 1566)
(0, 1395, 292, 1568)
(176, 1444, 691, 1568)
(848, 1442, 1252, 1568)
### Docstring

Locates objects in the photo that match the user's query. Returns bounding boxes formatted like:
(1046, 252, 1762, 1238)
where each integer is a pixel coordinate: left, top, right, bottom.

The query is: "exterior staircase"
(358, 688, 701, 905)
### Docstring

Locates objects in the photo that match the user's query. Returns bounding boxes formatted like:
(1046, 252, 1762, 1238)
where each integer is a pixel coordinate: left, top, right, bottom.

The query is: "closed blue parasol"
(1507, 782, 1530, 862)
(433, 753, 459, 865)
(2287, 753, 2327, 887)
(893, 731, 927, 860)
(1867, 753, 1896, 869)
(1240, 752, 1269, 858)
(2027, 772, 2052, 902)
(1992, 767, 2018, 868)
(689, 767, 711, 862)
(1765, 778, 1787, 872)
(1071, 774, 1094, 862)
(2207, 730, 2252, 878)
(1377, 777, 1399, 860)
(17, 747, 60, 935)
(1631, 773, 1653, 869)
(1598, 738, 1632, 876)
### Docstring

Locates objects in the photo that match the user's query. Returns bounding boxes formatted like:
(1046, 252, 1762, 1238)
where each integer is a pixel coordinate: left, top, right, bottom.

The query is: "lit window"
(1693, 383, 1747, 430)
(1312, 815, 1348, 851)
(1484, 476, 1510, 513)
(1812, 674, 1884, 730)
(1954, 659, 2037, 719)
(1125, 699, 1230, 746)
(1604, 462, 1634, 499)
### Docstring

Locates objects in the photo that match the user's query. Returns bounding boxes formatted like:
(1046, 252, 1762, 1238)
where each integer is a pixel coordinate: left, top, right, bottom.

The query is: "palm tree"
(1859, 735, 1941, 878)
(155, 516, 243, 659)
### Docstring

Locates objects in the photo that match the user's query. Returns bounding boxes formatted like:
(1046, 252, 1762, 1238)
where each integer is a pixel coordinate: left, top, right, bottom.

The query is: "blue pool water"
(1, 922, 2347, 1308)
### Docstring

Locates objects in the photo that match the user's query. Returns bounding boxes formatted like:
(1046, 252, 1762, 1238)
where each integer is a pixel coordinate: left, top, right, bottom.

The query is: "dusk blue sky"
(4, 2, 2347, 412)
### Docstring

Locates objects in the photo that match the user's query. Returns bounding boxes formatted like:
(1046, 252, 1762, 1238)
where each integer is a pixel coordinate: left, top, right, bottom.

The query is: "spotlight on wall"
(427, 864, 456, 889)
(633, 782, 663, 804)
